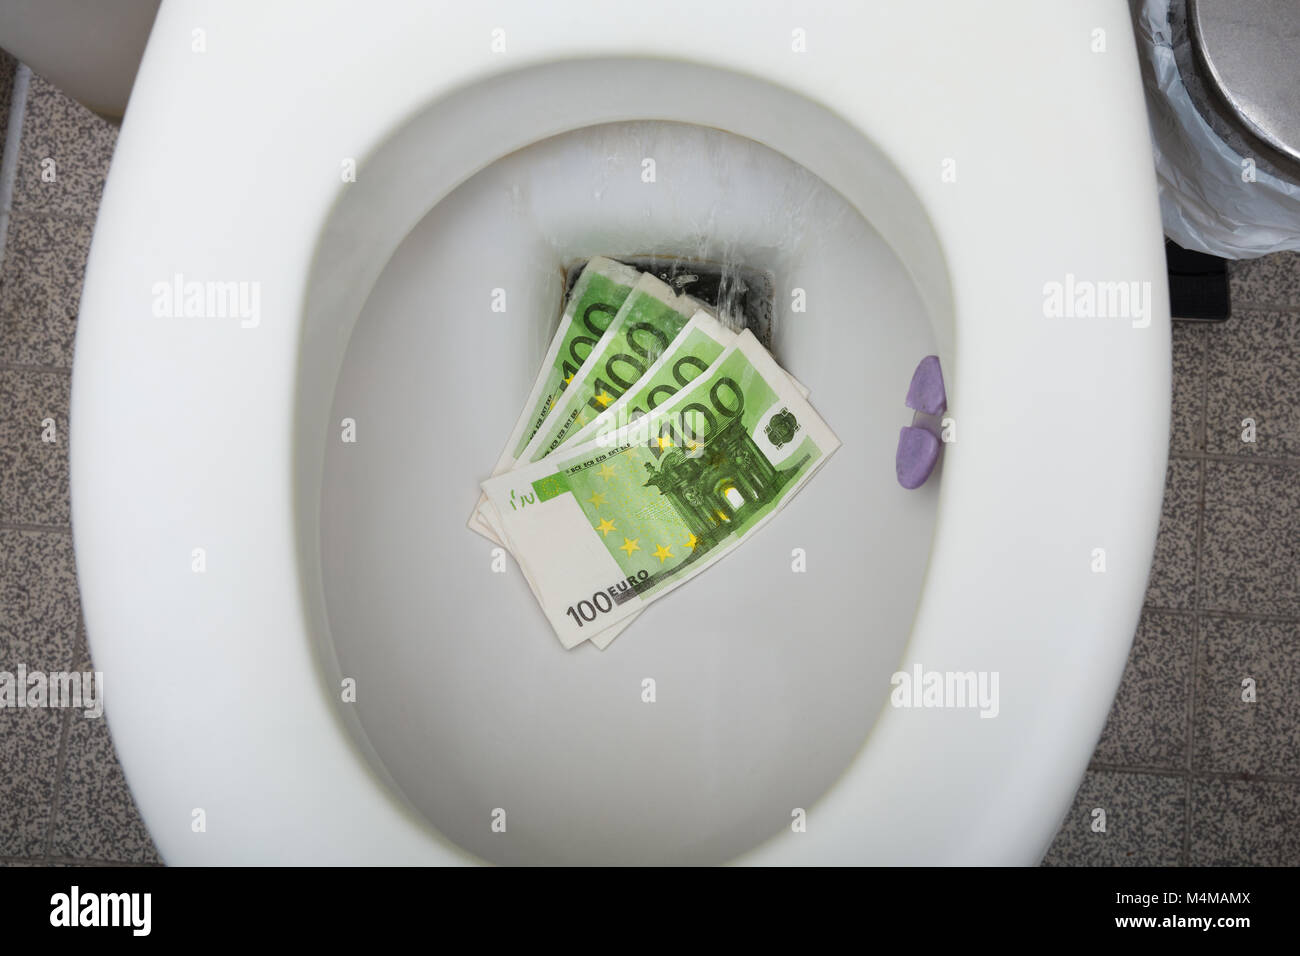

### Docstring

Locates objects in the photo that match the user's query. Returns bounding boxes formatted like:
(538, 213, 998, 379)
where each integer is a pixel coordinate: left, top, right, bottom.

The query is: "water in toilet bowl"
(319, 121, 941, 865)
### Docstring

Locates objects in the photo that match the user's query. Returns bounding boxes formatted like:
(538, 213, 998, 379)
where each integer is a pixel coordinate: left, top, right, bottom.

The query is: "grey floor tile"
(1204, 310, 1300, 458)
(1200, 460, 1300, 616)
(50, 713, 160, 864)
(1170, 321, 1206, 455)
(1093, 610, 1194, 769)
(0, 51, 15, 151)
(1229, 252, 1300, 311)
(1193, 615, 1300, 776)
(1189, 778, 1300, 866)
(0, 707, 64, 858)
(1144, 458, 1201, 610)
(10, 72, 116, 216)
(0, 529, 80, 673)
(0, 368, 69, 525)
(0, 212, 94, 366)
(1042, 770, 1185, 866)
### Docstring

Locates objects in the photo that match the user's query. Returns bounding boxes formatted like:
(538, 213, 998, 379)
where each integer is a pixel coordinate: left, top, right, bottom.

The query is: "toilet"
(70, 0, 1170, 865)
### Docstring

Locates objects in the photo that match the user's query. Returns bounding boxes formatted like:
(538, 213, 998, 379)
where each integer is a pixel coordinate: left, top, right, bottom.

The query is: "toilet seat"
(71, 0, 1169, 864)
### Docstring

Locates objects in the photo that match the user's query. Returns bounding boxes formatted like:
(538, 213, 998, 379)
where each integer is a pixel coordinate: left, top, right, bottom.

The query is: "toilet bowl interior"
(296, 60, 954, 864)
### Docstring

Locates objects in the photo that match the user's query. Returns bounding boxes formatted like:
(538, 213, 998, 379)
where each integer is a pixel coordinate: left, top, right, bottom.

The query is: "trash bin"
(1133, 0, 1300, 257)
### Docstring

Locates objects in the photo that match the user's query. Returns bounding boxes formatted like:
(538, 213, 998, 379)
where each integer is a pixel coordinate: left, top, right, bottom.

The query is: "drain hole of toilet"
(563, 255, 775, 348)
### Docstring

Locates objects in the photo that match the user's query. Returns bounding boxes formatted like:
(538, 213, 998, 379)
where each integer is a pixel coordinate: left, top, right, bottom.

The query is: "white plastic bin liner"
(1135, 0, 1300, 257)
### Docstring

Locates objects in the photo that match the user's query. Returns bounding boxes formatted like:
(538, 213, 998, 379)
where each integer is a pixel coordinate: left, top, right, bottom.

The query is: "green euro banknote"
(564, 308, 811, 454)
(576, 310, 818, 651)
(557, 308, 735, 649)
(472, 308, 735, 635)
(468, 256, 641, 543)
(564, 308, 736, 448)
(515, 272, 699, 465)
(481, 330, 841, 649)
(473, 270, 701, 554)
(484, 307, 809, 650)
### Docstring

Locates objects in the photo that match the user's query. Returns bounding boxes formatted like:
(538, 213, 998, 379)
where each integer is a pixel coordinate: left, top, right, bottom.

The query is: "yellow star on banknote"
(596, 464, 616, 480)
(619, 537, 640, 555)
(684, 533, 699, 550)
(652, 544, 673, 563)
(595, 518, 616, 537)
(594, 391, 614, 407)
(587, 491, 607, 508)
(656, 435, 674, 450)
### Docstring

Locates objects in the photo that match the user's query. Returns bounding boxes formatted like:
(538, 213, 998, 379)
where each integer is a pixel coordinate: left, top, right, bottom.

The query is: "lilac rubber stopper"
(905, 355, 947, 416)
(896, 426, 940, 490)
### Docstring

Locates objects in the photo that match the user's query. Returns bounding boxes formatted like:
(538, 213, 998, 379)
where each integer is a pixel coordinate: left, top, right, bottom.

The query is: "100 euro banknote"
(474, 307, 735, 628)
(467, 256, 641, 543)
(553, 307, 736, 649)
(481, 330, 840, 648)
(514, 271, 701, 465)
(475, 270, 701, 544)
(556, 307, 811, 649)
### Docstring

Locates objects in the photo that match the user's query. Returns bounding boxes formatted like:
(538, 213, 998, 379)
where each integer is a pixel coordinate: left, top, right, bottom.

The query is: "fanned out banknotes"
(470, 257, 841, 649)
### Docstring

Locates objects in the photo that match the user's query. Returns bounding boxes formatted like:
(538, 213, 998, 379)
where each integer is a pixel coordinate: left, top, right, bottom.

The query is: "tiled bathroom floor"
(1, 58, 1297, 867)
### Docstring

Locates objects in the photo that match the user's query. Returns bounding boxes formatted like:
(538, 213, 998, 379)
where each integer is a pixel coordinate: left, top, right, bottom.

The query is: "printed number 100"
(565, 591, 615, 626)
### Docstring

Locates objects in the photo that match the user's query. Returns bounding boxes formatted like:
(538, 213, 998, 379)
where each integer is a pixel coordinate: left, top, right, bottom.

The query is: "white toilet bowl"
(70, 0, 1170, 865)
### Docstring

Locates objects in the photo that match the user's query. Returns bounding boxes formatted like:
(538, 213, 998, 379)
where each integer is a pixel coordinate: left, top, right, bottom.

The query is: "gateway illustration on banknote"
(641, 414, 811, 557)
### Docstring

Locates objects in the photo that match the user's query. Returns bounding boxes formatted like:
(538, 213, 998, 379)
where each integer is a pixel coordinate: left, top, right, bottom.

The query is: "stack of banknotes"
(470, 257, 841, 650)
